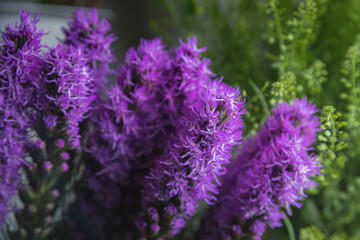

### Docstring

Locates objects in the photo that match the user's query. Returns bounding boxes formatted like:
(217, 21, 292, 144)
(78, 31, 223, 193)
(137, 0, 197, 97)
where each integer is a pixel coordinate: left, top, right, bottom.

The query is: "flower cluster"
(199, 98, 321, 239)
(84, 36, 246, 238)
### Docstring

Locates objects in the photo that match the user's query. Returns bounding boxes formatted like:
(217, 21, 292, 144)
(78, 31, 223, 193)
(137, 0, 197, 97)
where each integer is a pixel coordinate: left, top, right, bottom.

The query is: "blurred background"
(0, 0, 162, 61)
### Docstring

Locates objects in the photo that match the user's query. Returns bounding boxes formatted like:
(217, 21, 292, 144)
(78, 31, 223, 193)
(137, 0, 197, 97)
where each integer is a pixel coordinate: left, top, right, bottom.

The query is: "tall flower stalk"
(80, 36, 246, 239)
(0, 10, 95, 239)
(198, 98, 321, 239)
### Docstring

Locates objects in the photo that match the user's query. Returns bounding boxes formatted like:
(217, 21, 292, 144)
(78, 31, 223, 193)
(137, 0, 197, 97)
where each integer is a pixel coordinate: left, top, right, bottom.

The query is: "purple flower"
(0, 10, 43, 105)
(143, 79, 246, 234)
(39, 44, 95, 148)
(83, 36, 246, 238)
(199, 98, 321, 239)
(62, 8, 116, 81)
(86, 37, 173, 189)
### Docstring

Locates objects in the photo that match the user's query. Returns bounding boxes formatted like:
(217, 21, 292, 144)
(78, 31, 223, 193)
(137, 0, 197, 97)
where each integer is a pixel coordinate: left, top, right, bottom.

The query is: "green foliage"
(341, 35, 360, 158)
(299, 225, 325, 240)
(330, 232, 355, 240)
(267, 0, 328, 104)
(270, 71, 298, 104)
(267, 0, 318, 75)
(154, 0, 360, 238)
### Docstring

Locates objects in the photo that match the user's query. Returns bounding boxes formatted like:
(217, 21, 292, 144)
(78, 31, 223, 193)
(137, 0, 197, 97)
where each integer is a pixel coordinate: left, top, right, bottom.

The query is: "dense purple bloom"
(86, 37, 172, 190)
(62, 8, 116, 81)
(39, 44, 95, 147)
(143, 79, 246, 234)
(140, 38, 246, 235)
(83, 36, 246, 238)
(78, 37, 175, 239)
(0, 10, 43, 105)
(199, 98, 321, 239)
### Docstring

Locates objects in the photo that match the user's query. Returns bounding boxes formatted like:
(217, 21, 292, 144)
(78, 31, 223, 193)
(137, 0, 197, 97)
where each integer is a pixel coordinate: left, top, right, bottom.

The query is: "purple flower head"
(86, 37, 172, 188)
(199, 98, 321, 239)
(142, 79, 246, 233)
(140, 37, 246, 235)
(0, 10, 43, 105)
(174, 36, 214, 95)
(1, 10, 42, 54)
(40, 44, 95, 147)
(62, 8, 116, 80)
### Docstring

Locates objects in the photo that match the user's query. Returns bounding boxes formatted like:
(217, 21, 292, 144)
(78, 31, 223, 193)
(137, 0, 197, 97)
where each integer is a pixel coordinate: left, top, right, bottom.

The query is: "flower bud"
(43, 161, 53, 171)
(52, 189, 60, 198)
(56, 138, 65, 148)
(61, 162, 69, 172)
(61, 152, 70, 161)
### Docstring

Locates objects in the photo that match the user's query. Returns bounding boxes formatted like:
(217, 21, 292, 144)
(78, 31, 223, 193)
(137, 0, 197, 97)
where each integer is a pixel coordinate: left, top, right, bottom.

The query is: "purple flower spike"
(139, 37, 246, 235)
(83, 36, 246, 238)
(0, 10, 43, 106)
(1, 10, 42, 54)
(62, 8, 116, 81)
(199, 98, 321, 239)
(40, 44, 95, 148)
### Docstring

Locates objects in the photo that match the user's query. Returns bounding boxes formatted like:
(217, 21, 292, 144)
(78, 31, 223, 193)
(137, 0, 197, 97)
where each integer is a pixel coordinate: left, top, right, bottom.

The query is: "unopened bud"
(61, 162, 69, 172)
(56, 138, 65, 148)
(151, 223, 160, 234)
(52, 189, 60, 198)
(46, 203, 55, 211)
(43, 161, 53, 171)
(61, 152, 70, 161)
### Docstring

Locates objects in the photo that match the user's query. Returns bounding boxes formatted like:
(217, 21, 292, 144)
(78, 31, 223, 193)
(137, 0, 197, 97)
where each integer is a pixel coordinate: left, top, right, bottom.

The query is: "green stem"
(270, 0, 285, 75)
(283, 215, 296, 240)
